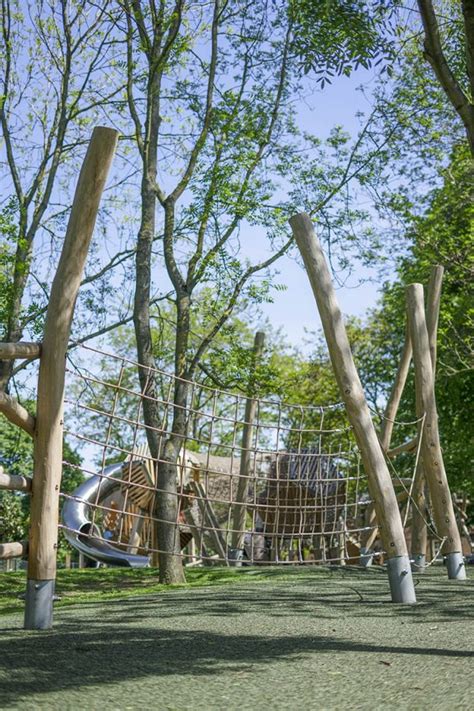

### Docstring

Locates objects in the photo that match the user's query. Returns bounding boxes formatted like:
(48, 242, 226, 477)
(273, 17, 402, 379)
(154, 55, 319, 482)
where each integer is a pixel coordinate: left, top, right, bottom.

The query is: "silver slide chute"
(62, 462, 150, 568)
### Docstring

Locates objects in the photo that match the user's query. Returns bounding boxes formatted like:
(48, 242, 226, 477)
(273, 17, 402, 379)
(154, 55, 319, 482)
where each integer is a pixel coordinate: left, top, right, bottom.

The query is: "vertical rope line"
(403, 412, 426, 527)
(117, 363, 149, 545)
(91, 360, 126, 534)
(273, 400, 283, 563)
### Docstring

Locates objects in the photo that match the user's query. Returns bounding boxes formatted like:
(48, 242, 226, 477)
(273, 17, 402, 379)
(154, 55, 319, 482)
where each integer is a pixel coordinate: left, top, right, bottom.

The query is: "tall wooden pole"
(360, 326, 412, 566)
(25, 127, 119, 629)
(230, 331, 265, 564)
(406, 283, 465, 580)
(379, 330, 413, 453)
(411, 266, 444, 570)
(290, 214, 415, 603)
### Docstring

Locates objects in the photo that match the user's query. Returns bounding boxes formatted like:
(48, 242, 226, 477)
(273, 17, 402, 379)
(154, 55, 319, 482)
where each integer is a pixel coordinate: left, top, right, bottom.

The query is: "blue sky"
(250, 67, 388, 348)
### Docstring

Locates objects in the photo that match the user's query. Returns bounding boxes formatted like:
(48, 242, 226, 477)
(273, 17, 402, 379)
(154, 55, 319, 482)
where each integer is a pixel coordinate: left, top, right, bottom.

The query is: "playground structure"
(61, 353, 361, 569)
(0, 127, 467, 630)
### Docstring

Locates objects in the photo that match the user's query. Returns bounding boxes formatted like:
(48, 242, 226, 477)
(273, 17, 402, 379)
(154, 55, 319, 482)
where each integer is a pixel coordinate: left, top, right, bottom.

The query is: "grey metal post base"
(24, 579, 55, 630)
(228, 548, 244, 567)
(411, 553, 426, 573)
(359, 547, 374, 568)
(445, 551, 466, 580)
(387, 555, 417, 604)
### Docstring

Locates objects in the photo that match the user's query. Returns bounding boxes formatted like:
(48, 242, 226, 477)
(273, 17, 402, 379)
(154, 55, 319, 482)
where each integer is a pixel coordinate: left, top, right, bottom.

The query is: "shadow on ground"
(0, 569, 472, 707)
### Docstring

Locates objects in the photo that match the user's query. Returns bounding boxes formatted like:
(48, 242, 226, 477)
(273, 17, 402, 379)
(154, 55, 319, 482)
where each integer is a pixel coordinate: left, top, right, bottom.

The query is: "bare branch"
(188, 235, 293, 374)
(167, 0, 220, 204)
(190, 25, 292, 288)
(68, 292, 173, 350)
(0, 0, 23, 201)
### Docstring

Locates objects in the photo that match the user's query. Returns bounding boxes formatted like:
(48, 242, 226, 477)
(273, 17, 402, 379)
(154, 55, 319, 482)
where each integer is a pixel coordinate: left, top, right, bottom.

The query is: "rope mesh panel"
(59, 344, 422, 567)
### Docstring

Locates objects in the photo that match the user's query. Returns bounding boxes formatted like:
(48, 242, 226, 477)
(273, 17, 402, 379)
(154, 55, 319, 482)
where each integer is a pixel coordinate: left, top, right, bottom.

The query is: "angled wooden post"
(360, 325, 413, 567)
(379, 329, 413, 453)
(290, 213, 416, 603)
(411, 266, 444, 571)
(406, 283, 466, 580)
(230, 331, 265, 564)
(24, 127, 119, 629)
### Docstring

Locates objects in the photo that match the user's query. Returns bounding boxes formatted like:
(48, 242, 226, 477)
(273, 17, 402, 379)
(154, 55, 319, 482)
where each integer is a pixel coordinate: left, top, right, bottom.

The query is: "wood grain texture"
(411, 266, 444, 558)
(28, 127, 119, 581)
(406, 283, 462, 556)
(0, 392, 35, 436)
(0, 540, 28, 559)
(0, 468, 32, 492)
(290, 213, 408, 559)
(0, 342, 41, 360)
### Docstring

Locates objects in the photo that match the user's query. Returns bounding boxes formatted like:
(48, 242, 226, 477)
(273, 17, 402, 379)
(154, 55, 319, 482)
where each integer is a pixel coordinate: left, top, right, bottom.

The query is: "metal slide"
(62, 462, 150, 568)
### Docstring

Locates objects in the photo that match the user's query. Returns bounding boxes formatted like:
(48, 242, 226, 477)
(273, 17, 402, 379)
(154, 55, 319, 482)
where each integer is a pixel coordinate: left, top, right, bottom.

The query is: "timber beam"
(0, 342, 41, 360)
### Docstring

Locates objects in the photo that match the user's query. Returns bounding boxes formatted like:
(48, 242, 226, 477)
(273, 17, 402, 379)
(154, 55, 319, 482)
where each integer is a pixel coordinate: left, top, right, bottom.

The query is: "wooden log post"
(0, 342, 41, 360)
(24, 127, 119, 630)
(0, 541, 28, 560)
(0, 467, 32, 493)
(379, 330, 413, 453)
(411, 266, 444, 571)
(360, 327, 413, 567)
(0, 391, 36, 436)
(290, 213, 416, 603)
(230, 331, 265, 565)
(406, 283, 466, 580)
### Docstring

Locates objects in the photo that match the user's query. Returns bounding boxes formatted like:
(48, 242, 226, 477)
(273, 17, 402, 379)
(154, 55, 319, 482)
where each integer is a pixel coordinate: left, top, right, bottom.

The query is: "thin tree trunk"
(155, 294, 190, 584)
(417, 0, 474, 156)
(133, 177, 162, 460)
(0, 222, 31, 390)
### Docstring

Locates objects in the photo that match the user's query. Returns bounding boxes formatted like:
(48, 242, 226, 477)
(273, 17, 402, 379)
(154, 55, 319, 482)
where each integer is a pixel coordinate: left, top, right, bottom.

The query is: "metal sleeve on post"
(445, 551, 466, 580)
(24, 580, 55, 630)
(359, 547, 374, 568)
(411, 554, 426, 573)
(387, 556, 417, 604)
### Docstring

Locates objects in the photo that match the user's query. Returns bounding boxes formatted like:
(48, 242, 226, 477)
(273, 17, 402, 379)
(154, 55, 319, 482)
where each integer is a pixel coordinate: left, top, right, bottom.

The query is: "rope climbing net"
(60, 344, 422, 568)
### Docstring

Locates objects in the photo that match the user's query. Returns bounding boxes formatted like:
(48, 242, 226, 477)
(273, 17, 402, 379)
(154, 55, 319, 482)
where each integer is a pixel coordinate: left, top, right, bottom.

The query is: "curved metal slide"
(62, 462, 150, 568)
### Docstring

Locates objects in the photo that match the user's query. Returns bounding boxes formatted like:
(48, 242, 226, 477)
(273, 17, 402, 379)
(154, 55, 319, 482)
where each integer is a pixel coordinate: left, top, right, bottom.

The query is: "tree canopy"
(0, 0, 472, 577)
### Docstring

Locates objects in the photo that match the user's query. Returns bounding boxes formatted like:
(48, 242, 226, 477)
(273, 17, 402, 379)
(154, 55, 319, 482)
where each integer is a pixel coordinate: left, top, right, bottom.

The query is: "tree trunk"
(133, 176, 162, 462)
(0, 223, 32, 391)
(417, 0, 474, 156)
(156, 294, 190, 584)
(133, 175, 165, 570)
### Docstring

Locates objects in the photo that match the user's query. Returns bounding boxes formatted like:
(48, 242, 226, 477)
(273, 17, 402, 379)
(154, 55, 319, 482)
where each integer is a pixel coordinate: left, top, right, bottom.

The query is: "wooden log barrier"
(406, 283, 466, 580)
(24, 126, 119, 630)
(290, 213, 416, 603)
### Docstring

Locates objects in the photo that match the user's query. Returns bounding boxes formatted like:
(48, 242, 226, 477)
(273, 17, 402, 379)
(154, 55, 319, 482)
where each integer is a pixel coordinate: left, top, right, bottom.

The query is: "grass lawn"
(0, 565, 472, 710)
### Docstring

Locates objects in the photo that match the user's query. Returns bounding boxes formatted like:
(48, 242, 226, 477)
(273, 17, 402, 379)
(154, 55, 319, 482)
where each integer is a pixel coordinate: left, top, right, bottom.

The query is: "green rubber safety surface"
(0, 566, 472, 710)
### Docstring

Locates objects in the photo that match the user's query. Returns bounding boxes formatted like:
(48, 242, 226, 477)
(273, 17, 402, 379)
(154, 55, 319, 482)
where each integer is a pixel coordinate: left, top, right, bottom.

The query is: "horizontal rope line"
(64, 388, 352, 436)
(64, 431, 358, 463)
(76, 343, 346, 413)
